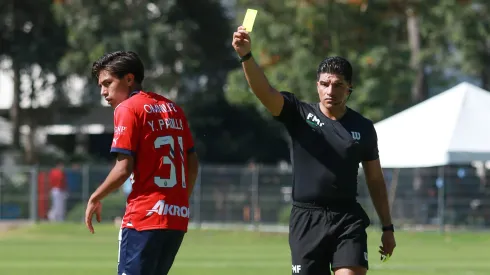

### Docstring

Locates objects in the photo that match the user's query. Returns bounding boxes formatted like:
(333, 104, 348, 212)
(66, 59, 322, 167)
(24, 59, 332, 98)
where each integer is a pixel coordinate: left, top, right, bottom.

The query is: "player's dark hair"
(316, 56, 353, 85)
(92, 51, 145, 84)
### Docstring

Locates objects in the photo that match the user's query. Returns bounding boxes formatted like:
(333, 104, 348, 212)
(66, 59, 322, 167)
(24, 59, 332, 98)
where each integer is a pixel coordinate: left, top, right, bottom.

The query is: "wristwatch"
(382, 224, 395, 232)
(239, 51, 253, 63)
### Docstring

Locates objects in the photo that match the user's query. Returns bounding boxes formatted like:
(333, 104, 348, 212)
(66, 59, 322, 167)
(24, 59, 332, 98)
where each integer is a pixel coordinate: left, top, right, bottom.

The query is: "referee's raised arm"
(232, 26, 284, 116)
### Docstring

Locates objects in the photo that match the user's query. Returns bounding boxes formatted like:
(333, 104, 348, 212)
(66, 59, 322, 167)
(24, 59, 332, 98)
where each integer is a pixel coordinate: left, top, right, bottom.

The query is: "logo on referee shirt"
(306, 113, 324, 127)
(292, 265, 302, 273)
(351, 131, 361, 140)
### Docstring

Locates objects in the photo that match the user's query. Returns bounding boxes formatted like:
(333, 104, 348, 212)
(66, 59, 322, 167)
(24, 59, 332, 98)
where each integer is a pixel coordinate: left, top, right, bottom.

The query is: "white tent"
(375, 82, 490, 168)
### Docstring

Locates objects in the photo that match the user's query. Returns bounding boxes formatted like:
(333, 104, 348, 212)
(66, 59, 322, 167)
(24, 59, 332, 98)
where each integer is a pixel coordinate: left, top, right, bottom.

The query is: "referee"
(232, 26, 396, 275)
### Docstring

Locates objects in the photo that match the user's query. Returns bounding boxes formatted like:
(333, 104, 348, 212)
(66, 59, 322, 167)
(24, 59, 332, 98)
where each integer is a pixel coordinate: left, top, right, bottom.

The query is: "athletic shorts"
(289, 201, 371, 275)
(117, 228, 185, 275)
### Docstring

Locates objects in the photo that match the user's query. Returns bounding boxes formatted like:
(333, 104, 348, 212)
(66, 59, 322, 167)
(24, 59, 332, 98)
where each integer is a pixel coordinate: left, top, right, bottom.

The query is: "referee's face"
(316, 73, 351, 109)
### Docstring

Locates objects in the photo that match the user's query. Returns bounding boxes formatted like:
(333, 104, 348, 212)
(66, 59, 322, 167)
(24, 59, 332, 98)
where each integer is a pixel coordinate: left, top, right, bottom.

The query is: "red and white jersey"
(111, 91, 194, 232)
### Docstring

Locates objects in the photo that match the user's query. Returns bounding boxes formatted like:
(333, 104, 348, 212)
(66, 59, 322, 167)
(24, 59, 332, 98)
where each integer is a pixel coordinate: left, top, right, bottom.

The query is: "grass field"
(0, 223, 489, 275)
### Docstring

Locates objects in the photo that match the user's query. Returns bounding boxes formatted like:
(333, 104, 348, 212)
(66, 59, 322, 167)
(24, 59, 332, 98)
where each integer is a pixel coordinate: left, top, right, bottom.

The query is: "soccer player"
(84, 51, 199, 275)
(232, 26, 396, 275)
(47, 161, 68, 222)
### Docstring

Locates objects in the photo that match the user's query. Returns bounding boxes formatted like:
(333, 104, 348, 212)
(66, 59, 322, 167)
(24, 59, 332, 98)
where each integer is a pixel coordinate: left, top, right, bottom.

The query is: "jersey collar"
(130, 90, 141, 97)
(316, 103, 351, 122)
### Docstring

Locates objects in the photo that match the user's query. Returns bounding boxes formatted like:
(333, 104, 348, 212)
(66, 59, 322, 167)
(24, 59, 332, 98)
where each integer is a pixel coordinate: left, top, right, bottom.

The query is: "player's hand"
(379, 231, 396, 261)
(85, 199, 102, 234)
(232, 26, 251, 57)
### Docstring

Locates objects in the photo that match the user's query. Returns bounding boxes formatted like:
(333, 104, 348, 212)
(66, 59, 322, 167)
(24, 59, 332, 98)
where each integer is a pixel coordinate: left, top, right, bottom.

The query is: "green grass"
(0, 223, 489, 275)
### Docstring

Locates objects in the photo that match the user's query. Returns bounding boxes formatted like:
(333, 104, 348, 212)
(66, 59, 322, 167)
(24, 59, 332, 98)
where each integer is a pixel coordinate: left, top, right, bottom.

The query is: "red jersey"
(110, 91, 195, 232)
(49, 168, 66, 190)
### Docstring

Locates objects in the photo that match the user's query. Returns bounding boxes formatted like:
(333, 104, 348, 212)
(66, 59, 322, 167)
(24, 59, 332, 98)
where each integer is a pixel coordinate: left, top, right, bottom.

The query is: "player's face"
(316, 73, 351, 109)
(98, 70, 132, 108)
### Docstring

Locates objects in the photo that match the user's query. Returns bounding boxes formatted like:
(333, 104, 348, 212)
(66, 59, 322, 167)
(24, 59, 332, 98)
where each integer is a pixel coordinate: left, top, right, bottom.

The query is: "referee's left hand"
(379, 231, 396, 260)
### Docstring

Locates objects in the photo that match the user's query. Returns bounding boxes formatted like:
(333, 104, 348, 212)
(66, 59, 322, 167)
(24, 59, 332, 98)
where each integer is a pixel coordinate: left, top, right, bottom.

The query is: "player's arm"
(90, 106, 138, 203)
(233, 27, 284, 116)
(186, 151, 199, 198)
(182, 116, 199, 198)
(361, 123, 393, 227)
(362, 159, 392, 227)
(241, 56, 284, 116)
(89, 154, 133, 202)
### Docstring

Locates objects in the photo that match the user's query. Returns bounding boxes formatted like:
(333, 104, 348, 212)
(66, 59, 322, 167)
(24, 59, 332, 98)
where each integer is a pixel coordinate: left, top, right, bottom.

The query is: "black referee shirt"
(274, 91, 379, 205)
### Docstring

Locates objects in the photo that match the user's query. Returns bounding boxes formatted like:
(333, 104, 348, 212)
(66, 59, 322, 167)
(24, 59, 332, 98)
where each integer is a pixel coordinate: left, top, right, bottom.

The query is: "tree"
(0, 0, 68, 162)
(443, 0, 490, 90)
(225, 0, 414, 122)
(54, 0, 238, 101)
(54, 0, 288, 164)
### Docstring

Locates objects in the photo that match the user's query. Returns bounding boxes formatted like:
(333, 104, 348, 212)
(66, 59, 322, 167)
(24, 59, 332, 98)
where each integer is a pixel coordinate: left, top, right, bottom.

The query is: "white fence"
(0, 164, 489, 230)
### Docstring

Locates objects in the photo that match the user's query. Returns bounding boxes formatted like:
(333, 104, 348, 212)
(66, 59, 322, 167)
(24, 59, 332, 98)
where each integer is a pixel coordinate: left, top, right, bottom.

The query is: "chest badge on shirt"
(306, 113, 324, 127)
(351, 131, 361, 140)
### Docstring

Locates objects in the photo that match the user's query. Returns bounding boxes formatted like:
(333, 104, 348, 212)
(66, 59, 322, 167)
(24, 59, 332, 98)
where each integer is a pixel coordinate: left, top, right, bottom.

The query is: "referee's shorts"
(117, 228, 185, 275)
(289, 201, 371, 275)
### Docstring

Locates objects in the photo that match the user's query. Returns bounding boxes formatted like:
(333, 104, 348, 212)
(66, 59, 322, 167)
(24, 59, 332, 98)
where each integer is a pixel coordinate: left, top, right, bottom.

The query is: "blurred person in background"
(37, 170, 50, 220)
(121, 176, 133, 197)
(84, 51, 199, 275)
(47, 161, 68, 222)
(232, 26, 396, 275)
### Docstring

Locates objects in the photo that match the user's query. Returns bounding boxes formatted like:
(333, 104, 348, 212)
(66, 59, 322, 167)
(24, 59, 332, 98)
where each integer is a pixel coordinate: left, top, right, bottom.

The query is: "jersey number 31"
(154, 135, 186, 188)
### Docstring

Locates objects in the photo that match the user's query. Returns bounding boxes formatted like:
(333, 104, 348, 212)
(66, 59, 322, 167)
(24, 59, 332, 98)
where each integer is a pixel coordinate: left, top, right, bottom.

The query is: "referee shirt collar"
(316, 103, 351, 122)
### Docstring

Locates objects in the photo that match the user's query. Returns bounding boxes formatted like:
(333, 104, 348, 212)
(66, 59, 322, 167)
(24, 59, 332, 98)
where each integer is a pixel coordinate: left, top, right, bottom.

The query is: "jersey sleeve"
(362, 122, 379, 161)
(110, 106, 139, 156)
(273, 91, 302, 124)
(183, 117, 195, 154)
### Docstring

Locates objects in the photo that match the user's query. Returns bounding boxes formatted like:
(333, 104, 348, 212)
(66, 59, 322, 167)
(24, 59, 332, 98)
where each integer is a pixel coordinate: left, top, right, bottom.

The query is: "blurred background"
(1, 0, 490, 274)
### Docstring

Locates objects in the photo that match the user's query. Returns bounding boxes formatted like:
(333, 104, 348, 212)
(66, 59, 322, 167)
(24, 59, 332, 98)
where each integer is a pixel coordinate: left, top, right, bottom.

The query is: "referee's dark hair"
(316, 56, 353, 85)
(92, 51, 145, 84)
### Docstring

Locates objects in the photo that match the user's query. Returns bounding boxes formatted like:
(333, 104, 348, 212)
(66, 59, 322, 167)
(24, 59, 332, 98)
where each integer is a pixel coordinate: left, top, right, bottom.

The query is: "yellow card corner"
(242, 9, 258, 32)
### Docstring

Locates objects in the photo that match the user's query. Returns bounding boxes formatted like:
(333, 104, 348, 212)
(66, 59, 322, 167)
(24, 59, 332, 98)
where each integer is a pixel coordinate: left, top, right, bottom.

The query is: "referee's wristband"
(382, 224, 395, 232)
(239, 51, 252, 63)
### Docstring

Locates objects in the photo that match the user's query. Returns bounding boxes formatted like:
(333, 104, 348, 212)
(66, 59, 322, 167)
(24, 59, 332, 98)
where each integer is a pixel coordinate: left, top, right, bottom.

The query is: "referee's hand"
(379, 231, 396, 261)
(232, 26, 251, 57)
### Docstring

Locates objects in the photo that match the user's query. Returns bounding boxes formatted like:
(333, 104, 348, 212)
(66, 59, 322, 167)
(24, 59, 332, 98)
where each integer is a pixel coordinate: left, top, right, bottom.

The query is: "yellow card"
(242, 9, 258, 32)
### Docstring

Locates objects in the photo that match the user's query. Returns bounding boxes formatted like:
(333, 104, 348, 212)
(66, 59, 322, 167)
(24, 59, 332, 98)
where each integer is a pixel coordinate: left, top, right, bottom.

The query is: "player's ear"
(125, 73, 135, 86)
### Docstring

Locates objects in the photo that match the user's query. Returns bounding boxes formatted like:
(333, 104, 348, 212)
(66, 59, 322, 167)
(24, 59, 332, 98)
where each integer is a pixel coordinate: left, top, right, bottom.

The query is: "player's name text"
(143, 103, 178, 114)
(148, 118, 184, 131)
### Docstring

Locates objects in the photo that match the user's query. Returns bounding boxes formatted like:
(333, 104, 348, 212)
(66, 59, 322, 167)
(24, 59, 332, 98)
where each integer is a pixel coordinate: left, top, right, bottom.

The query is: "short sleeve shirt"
(111, 91, 195, 232)
(274, 91, 379, 204)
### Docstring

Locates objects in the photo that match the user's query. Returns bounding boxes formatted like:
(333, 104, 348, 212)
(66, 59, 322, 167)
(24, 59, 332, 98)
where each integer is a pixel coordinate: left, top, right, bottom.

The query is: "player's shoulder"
(148, 92, 187, 115)
(120, 91, 185, 113)
(116, 92, 144, 111)
(280, 91, 309, 107)
(346, 108, 375, 128)
(280, 91, 298, 101)
(114, 100, 135, 116)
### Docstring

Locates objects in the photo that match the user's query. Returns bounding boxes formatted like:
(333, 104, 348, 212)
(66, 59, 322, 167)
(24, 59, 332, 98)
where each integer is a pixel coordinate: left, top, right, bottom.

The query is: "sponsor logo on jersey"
(114, 126, 127, 135)
(146, 200, 190, 218)
(306, 113, 324, 127)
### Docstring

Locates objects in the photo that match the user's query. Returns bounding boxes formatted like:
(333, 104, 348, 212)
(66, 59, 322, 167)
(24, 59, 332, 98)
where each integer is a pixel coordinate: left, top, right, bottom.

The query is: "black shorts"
(289, 201, 371, 275)
(118, 228, 185, 275)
